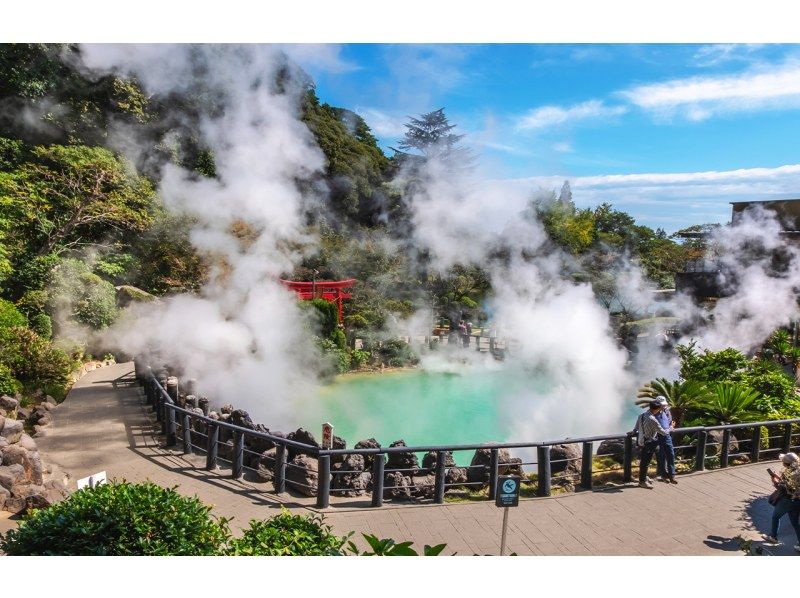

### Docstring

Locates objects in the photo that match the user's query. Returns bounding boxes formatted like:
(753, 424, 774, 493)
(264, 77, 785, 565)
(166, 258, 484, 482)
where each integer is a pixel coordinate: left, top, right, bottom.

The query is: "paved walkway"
(4, 362, 797, 556)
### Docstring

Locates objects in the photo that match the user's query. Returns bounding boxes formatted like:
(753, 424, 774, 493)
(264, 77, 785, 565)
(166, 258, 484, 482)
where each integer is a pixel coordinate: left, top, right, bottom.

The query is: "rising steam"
(74, 44, 800, 443)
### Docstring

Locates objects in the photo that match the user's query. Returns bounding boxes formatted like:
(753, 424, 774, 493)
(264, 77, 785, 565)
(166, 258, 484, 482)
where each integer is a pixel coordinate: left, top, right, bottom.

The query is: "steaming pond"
(306, 367, 642, 466)
(311, 368, 548, 466)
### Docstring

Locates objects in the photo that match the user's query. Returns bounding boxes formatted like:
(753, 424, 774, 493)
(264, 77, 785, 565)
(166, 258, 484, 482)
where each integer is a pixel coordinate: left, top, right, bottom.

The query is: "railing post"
(274, 444, 287, 494)
(434, 451, 446, 504)
(371, 454, 385, 508)
(488, 448, 500, 500)
(232, 430, 245, 479)
(695, 429, 707, 471)
(182, 412, 192, 454)
(623, 433, 633, 483)
(155, 386, 163, 423)
(783, 423, 793, 453)
(750, 426, 762, 463)
(580, 441, 593, 490)
(144, 367, 153, 402)
(205, 422, 219, 470)
(720, 429, 731, 468)
(537, 446, 551, 497)
(316, 454, 331, 509)
(165, 403, 176, 446)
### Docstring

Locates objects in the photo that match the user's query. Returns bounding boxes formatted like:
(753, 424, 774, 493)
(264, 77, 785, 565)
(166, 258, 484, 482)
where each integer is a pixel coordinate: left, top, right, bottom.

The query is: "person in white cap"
(653, 396, 677, 484)
(762, 452, 800, 552)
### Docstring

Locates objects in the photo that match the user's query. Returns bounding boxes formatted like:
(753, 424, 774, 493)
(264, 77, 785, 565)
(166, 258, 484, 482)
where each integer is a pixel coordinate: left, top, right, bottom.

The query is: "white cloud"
(692, 43, 766, 67)
(502, 163, 800, 231)
(516, 100, 627, 131)
(278, 44, 358, 74)
(355, 107, 407, 138)
(621, 61, 800, 120)
(552, 141, 573, 153)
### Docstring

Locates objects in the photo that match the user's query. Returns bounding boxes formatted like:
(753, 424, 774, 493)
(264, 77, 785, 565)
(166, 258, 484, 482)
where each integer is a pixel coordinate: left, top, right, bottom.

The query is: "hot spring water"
(300, 365, 640, 466)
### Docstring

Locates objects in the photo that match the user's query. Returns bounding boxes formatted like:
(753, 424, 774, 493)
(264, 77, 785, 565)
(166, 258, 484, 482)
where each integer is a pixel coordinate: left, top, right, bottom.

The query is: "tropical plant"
(761, 329, 800, 367)
(635, 378, 710, 427)
(0, 481, 230, 555)
(348, 533, 447, 556)
(700, 383, 762, 424)
(225, 509, 348, 556)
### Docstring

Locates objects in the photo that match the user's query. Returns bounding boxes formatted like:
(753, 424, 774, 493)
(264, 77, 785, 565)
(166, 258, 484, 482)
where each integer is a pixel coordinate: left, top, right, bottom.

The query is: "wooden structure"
(279, 278, 355, 324)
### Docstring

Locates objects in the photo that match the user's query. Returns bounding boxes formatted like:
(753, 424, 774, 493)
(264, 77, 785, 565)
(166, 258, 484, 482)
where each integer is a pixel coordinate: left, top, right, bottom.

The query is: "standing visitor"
(635, 400, 670, 489)
(464, 321, 473, 348)
(762, 452, 800, 552)
(654, 397, 677, 484)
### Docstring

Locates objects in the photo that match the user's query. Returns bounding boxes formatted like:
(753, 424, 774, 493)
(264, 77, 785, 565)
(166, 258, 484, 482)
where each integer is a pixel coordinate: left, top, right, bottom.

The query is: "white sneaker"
(638, 481, 653, 489)
(761, 534, 780, 544)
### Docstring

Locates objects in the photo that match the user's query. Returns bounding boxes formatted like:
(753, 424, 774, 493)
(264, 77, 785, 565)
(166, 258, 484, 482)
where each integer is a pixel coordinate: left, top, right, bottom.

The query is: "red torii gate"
(279, 278, 356, 324)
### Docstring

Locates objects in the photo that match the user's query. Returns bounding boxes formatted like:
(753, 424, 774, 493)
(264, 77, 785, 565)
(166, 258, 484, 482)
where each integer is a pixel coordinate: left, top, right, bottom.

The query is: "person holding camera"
(762, 452, 800, 552)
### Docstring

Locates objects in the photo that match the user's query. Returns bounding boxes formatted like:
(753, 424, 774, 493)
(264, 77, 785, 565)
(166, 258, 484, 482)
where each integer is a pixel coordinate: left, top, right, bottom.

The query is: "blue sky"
(284, 44, 800, 232)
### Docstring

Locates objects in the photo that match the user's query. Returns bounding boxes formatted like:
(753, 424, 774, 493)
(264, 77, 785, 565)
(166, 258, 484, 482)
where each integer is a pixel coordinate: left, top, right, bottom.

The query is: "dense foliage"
(0, 481, 447, 556)
(226, 509, 347, 556)
(638, 331, 800, 426)
(0, 481, 230, 555)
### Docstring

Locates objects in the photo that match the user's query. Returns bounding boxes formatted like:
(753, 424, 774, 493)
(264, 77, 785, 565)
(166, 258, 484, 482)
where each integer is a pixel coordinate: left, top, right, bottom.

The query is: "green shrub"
(0, 481, 230, 555)
(331, 327, 347, 350)
(743, 360, 796, 414)
(48, 258, 119, 330)
(226, 509, 347, 556)
(0, 298, 26, 330)
(0, 326, 74, 387)
(301, 298, 339, 338)
(28, 312, 52, 339)
(0, 362, 21, 395)
(350, 348, 371, 369)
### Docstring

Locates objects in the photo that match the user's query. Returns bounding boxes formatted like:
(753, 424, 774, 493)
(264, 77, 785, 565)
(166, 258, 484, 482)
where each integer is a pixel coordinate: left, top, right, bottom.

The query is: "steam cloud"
(83, 44, 328, 427)
(73, 44, 800, 444)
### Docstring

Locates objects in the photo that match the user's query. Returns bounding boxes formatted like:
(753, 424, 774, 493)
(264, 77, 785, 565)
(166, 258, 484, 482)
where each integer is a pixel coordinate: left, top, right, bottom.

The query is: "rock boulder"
(467, 447, 523, 486)
(550, 443, 582, 474)
(285, 454, 319, 497)
(1, 418, 24, 444)
(386, 440, 419, 472)
(354, 438, 381, 470)
(0, 395, 19, 412)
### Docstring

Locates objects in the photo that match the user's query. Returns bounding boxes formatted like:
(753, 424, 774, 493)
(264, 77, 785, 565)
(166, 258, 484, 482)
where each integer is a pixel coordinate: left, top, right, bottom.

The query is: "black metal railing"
(137, 365, 800, 510)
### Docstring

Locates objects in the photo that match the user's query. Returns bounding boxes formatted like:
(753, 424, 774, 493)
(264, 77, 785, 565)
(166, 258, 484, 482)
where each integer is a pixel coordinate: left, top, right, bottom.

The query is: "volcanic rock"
(285, 454, 319, 497)
(354, 438, 381, 470)
(383, 470, 412, 500)
(256, 448, 277, 483)
(286, 428, 320, 460)
(331, 453, 370, 497)
(467, 447, 523, 486)
(550, 443, 582, 474)
(386, 440, 419, 472)
(597, 438, 637, 464)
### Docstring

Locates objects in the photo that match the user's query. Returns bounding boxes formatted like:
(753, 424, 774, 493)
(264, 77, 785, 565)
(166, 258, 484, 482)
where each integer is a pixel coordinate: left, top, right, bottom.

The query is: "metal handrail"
(138, 365, 800, 510)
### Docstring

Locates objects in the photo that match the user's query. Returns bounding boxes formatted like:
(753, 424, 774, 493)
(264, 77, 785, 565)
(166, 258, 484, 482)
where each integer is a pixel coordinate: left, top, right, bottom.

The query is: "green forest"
(0, 43, 756, 402)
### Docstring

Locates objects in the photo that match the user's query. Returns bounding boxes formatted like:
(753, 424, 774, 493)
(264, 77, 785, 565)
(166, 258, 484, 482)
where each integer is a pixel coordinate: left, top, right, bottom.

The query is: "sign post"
(495, 475, 520, 556)
(322, 422, 333, 450)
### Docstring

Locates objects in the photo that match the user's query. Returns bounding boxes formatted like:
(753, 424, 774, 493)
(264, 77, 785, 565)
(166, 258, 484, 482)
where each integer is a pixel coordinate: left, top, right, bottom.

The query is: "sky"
(284, 43, 800, 232)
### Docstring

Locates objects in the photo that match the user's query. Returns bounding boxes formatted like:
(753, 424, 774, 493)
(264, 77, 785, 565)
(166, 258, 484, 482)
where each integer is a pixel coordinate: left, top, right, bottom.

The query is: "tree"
(0, 144, 155, 297)
(558, 180, 572, 205)
(394, 108, 474, 172)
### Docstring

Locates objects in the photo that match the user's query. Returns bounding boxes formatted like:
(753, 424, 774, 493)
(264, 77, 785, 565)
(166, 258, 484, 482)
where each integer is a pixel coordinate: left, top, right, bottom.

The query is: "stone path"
(3, 362, 797, 556)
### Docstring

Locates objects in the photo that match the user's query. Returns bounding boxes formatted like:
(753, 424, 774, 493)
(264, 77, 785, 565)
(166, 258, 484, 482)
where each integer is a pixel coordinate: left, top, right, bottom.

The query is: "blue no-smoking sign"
(495, 475, 521, 507)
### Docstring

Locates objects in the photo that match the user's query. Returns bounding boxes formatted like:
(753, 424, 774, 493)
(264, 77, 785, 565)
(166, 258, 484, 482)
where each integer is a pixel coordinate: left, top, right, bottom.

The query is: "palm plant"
(635, 378, 710, 427)
(700, 382, 762, 424)
(762, 329, 800, 368)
